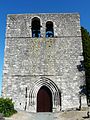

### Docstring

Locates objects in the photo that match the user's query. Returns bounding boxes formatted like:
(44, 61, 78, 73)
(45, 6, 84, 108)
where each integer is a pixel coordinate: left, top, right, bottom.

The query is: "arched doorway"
(37, 86, 52, 112)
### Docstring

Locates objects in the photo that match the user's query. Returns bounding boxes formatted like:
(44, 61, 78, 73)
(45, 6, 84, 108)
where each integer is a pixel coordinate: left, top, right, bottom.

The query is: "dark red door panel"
(37, 86, 52, 112)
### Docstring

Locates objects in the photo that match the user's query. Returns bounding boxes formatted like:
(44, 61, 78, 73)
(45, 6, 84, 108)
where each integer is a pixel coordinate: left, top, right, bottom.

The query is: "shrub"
(0, 98, 17, 117)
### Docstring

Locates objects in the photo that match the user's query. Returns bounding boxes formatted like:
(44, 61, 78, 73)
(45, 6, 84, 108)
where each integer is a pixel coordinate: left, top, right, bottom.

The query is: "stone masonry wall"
(2, 13, 86, 112)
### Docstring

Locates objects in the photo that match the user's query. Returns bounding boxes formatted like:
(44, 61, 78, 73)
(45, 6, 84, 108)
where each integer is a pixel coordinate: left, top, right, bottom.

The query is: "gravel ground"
(4, 110, 90, 120)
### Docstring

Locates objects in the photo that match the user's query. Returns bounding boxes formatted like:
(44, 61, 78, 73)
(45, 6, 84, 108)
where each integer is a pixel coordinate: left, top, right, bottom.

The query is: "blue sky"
(0, 0, 90, 96)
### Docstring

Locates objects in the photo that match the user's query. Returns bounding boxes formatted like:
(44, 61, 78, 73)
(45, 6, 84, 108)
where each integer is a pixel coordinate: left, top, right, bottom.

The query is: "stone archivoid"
(2, 13, 87, 112)
(27, 77, 61, 112)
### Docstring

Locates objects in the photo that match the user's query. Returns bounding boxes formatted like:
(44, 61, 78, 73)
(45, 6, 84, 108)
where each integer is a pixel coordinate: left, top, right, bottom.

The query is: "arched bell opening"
(31, 17, 41, 38)
(46, 21, 54, 38)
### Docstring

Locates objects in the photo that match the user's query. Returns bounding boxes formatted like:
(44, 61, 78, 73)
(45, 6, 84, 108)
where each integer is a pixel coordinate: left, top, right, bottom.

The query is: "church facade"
(2, 13, 86, 112)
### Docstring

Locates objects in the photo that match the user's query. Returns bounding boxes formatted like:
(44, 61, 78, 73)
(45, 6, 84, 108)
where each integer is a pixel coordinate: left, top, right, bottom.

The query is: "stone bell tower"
(2, 13, 86, 112)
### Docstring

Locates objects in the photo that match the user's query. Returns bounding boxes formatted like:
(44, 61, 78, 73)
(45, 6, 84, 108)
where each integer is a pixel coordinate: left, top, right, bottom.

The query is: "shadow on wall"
(77, 59, 86, 95)
(77, 59, 88, 109)
(79, 84, 87, 110)
(77, 60, 85, 72)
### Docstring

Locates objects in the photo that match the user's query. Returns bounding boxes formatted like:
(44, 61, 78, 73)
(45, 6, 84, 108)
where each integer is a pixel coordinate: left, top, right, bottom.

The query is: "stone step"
(34, 113, 53, 120)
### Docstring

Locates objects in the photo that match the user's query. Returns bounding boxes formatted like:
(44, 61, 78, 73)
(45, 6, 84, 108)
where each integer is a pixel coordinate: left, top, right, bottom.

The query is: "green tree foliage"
(0, 98, 17, 117)
(81, 27, 90, 97)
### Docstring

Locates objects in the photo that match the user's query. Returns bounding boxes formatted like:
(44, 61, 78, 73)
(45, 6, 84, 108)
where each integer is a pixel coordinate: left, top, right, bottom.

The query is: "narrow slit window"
(46, 21, 54, 38)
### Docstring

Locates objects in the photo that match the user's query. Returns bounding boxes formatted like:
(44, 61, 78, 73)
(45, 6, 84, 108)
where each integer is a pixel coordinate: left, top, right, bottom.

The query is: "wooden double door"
(37, 86, 52, 112)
